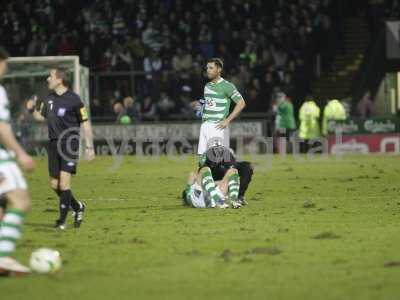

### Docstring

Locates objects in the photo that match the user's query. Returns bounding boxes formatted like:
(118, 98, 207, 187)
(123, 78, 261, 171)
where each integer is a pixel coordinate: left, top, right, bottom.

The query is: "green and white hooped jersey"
(185, 183, 211, 208)
(0, 85, 15, 161)
(202, 78, 243, 123)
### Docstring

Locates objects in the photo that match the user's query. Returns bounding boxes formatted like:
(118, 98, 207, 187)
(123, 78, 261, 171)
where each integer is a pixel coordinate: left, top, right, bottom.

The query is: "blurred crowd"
(0, 0, 394, 123)
(387, 0, 400, 17)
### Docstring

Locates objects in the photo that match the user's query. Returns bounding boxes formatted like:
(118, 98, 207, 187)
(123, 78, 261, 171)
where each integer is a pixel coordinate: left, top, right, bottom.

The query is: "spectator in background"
(90, 98, 104, 119)
(237, 64, 251, 94)
(46, 32, 58, 55)
(386, 0, 400, 18)
(178, 86, 195, 119)
(240, 43, 257, 68)
(273, 92, 296, 153)
(100, 97, 117, 118)
(112, 10, 127, 36)
(319, 15, 336, 72)
(140, 96, 158, 121)
(258, 73, 274, 112)
(143, 53, 163, 75)
(16, 99, 35, 149)
(27, 34, 40, 56)
(113, 102, 125, 124)
(253, 49, 272, 79)
(58, 33, 77, 55)
(171, 48, 192, 72)
(126, 35, 145, 70)
(190, 63, 204, 99)
(142, 21, 163, 52)
(356, 91, 375, 119)
(282, 73, 295, 97)
(216, 43, 234, 72)
(1, 0, 347, 121)
(322, 99, 347, 136)
(198, 24, 214, 58)
(80, 33, 100, 69)
(105, 41, 132, 71)
(298, 96, 321, 153)
(272, 46, 288, 69)
(122, 96, 140, 123)
(246, 78, 261, 112)
(292, 58, 309, 110)
(143, 53, 163, 96)
(157, 92, 176, 120)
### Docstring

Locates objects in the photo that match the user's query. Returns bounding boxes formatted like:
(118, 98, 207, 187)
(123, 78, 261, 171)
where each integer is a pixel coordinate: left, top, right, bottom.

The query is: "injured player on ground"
(182, 166, 241, 209)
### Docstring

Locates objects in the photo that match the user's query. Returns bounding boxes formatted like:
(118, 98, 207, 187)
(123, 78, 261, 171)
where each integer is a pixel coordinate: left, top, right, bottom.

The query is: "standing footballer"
(27, 68, 95, 230)
(0, 47, 36, 274)
(197, 58, 246, 154)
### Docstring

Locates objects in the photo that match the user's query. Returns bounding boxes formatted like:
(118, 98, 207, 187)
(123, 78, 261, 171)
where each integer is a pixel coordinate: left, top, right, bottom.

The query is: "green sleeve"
(198, 153, 206, 168)
(225, 83, 243, 103)
(277, 102, 288, 114)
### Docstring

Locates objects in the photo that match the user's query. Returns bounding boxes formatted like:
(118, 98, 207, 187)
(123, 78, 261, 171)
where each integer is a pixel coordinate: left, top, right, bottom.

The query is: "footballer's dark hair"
(0, 47, 10, 61)
(207, 57, 224, 69)
(52, 67, 72, 87)
(181, 189, 189, 206)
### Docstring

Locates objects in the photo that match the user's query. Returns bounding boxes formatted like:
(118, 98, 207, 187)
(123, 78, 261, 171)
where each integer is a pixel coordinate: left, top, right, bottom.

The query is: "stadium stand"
(1, 0, 393, 122)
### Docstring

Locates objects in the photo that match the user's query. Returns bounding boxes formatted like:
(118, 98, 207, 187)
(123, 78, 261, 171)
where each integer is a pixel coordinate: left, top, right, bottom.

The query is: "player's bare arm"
(216, 98, 246, 129)
(0, 121, 35, 172)
(186, 171, 198, 185)
(81, 120, 95, 161)
(26, 96, 45, 122)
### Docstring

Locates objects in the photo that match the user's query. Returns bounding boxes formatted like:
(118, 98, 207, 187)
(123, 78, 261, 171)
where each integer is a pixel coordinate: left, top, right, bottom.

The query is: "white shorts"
(0, 161, 27, 195)
(197, 121, 230, 154)
(187, 183, 225, 208)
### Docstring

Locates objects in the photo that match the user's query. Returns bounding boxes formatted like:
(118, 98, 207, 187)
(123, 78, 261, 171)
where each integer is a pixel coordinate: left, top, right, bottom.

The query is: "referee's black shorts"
(48, 139, 79, 178)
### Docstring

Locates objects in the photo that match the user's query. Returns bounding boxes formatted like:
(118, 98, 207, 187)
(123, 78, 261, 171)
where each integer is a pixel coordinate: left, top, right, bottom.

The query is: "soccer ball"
(29, 248, 62, 274)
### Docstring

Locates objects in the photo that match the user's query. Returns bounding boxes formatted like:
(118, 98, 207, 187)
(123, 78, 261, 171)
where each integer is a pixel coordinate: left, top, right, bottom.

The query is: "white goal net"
(1, 56, 90, 153)
(3, 56, 90, 117)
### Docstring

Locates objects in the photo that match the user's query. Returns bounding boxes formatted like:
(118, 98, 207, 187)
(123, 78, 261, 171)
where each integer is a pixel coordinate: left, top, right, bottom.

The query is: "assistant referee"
(27, 67, 95, 230)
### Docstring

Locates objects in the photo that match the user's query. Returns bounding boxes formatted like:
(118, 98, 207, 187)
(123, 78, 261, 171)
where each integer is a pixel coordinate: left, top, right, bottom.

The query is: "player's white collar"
(211, 77, 224, 84)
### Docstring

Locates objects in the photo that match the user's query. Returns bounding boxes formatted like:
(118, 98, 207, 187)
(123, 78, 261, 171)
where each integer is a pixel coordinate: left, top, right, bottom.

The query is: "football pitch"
(3, 154, 400, 300)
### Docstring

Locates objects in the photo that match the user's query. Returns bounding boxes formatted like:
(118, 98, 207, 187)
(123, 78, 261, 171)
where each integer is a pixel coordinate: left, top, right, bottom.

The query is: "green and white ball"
(30, 248, 62, 274)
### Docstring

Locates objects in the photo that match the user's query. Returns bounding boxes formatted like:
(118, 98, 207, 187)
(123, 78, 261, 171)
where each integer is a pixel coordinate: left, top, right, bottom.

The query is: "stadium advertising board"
(32, 121, 263, 141)
(327, 118, 400, 135)
(28, 121, 264, 156)
(328, 133, 400, 154)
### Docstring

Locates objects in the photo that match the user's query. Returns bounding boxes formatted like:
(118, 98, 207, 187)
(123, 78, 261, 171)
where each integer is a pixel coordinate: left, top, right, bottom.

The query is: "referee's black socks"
(54, 188, 81, 212)
(52, 188, 61, 197)
(59, 190, 72, 223)
(69, 191, 81, 212)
